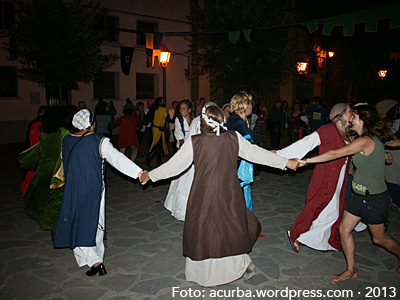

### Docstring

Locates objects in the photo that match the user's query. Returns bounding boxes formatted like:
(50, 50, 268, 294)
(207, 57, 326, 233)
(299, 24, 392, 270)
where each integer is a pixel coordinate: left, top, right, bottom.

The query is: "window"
(137, 20, 158, 46)
(0, 1, 14, 31)
(136, 73, 158, 99)
(97, 15, 118, 42)
(0, 66, 17, 97)
(93, 72, 119, 99)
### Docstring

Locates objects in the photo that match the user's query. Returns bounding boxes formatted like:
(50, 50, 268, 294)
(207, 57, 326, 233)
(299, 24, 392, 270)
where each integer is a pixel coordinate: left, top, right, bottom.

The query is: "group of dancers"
(140, 95, 400, 286)
(20, 93, 400, 287)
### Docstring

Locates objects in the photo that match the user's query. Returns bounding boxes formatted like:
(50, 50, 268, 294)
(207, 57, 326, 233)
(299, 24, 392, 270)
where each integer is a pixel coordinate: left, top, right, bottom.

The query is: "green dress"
(20, 128, 70, 231)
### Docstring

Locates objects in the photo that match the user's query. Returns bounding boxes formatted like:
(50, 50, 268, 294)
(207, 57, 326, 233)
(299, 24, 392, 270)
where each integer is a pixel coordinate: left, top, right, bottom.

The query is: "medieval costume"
(21, 120, 43, 197)
(145, 104, 169, 168)
(164, 116, 200, 221)
(149, 130, 288, 286)
(54, 109, 142, 276)
(277, 123, 350, 251)
(227, 112, 255, 211)
(20, 128, 70, 231)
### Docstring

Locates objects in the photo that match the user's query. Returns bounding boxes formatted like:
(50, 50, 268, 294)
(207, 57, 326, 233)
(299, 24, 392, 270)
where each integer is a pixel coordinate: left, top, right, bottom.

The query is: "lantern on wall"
(159, 44, 171, 68)
(296, 62, 308, 74)
(378, 70, 387, 80)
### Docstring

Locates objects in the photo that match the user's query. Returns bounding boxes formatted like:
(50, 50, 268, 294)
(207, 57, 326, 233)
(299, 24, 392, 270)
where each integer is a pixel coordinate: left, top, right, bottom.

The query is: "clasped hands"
(270, 150, 306, 170)
(138, 170, 151, 185)
(285, 158, 309, 170)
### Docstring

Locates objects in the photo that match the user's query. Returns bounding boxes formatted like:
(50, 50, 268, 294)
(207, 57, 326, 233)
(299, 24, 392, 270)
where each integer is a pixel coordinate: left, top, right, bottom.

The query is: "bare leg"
(368, 223, 400, 275)
(332, 211, 361, 282)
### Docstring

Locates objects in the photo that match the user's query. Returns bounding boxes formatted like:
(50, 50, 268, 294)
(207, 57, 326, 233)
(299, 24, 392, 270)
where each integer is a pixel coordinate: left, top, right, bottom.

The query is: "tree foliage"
(296, 0, 400, 104)
(11, 0, 118, 94)
(188, 0, 299, 99)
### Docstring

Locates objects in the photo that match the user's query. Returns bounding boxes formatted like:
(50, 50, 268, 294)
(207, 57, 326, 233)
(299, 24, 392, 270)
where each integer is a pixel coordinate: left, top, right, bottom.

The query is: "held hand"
(140, 170, 151, 185)
(138, 170, 143, 183)
(385, 152, 393, 165)
(386, 139, 400, 147)
(286, 158, 299, 171)
(297, 159, 307, 167)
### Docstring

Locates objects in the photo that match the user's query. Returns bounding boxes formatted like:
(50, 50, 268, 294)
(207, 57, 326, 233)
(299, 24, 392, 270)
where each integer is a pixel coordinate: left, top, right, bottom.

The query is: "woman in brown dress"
(140, 105, 298, 287)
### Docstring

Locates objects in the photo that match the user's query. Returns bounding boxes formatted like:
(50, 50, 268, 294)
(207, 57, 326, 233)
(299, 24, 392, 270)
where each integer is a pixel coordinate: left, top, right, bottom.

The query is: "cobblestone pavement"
(0, 144, 399, 300)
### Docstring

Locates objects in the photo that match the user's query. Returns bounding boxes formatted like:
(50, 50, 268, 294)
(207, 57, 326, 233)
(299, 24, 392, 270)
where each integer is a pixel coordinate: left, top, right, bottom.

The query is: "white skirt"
(164, 165, 194, 221)
(185, 254, 252, 287)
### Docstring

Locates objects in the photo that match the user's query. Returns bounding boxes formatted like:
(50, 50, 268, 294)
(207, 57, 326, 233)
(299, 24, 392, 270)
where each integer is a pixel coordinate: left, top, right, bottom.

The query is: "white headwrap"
(353, 102, 369, 108)
(201, 106, 227, 136)
(72, 109, 93, 130)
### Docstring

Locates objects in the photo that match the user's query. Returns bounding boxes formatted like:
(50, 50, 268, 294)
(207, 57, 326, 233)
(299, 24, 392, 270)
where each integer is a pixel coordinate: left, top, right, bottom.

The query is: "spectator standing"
(221, 103, 231, 124)
(196, 97, 205, 116)
(107, 100, 117, 120)
(306, 96, 330, 133)
(289, 101, 308, 141)
(112, 103, 142, 162)
(168, 101, 179, 153)
(78, 101, 87, 111)
(144, 97, 169, 168)
(94, 101, 112, 137)
(142, 99, 155, 154)
(136, 101, 146, 152)
(269, 99, 285, 149)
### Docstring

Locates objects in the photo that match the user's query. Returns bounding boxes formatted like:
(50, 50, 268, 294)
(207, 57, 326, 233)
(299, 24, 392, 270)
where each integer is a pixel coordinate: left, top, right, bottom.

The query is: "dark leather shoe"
(85, 263, 107, 276)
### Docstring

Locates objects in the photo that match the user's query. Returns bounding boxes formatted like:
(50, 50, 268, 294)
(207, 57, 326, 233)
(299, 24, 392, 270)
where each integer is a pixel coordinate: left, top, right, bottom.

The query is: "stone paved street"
(0, 143, 399, 300)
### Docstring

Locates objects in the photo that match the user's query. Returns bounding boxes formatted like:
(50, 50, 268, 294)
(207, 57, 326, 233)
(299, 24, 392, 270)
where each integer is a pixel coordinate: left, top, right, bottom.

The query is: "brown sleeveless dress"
(183, 131, 261, 261)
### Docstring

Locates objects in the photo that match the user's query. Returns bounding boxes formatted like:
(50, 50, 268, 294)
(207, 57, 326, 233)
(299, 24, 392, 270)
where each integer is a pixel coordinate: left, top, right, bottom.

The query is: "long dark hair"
(352, 104, 393, 143)
(41, 107, 71, 133)
(153, 97, 165, 111)
(176, 99, 195, 124)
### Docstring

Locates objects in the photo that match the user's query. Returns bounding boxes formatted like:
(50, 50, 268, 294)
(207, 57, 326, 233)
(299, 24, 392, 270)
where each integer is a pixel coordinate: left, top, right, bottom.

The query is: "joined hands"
(138, 170, 151, 185)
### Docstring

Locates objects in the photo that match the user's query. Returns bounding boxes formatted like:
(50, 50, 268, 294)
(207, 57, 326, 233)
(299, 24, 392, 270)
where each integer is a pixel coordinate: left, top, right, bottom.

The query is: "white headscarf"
(72, 109, 93, 130)
(201, 106, 227, 136)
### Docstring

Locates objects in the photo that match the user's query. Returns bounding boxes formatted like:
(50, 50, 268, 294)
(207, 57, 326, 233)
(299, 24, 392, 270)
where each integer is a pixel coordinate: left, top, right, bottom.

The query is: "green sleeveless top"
(352, 136, 387, 195)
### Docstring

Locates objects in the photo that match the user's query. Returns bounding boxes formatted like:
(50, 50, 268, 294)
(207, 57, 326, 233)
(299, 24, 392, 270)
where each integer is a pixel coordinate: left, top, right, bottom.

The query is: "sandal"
(286, 231, 299, 253)
(244, 262, 256, 280)
(331, 269, 358, 282)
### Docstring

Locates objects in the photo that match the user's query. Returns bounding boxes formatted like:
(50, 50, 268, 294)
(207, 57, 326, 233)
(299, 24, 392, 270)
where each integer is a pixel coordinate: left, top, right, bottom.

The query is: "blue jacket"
(226, 113, 255, 142)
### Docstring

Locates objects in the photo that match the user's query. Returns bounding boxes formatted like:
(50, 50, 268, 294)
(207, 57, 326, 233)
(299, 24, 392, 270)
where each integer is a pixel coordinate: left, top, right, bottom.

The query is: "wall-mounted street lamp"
(159, 46, 171, 68)
(159, 44, 171, 102)
(328, 51, 335, 58)
(378, 70, 387, 80)
(296, 62, 308, 74)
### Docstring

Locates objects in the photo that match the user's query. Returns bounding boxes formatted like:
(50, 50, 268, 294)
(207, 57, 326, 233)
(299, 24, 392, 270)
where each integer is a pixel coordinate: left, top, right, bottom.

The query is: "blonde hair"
(230, 91, 252, 114)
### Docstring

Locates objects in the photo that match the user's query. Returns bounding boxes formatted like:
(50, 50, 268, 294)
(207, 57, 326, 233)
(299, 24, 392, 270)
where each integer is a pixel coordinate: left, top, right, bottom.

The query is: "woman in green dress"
(21, 106, 71, 236)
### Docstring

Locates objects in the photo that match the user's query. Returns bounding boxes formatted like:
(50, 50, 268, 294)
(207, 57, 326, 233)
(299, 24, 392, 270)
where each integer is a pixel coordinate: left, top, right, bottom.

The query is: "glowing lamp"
(296, 62, 308, 74)
(378, 70, 387, 80)
(159, 45, 171, 68)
